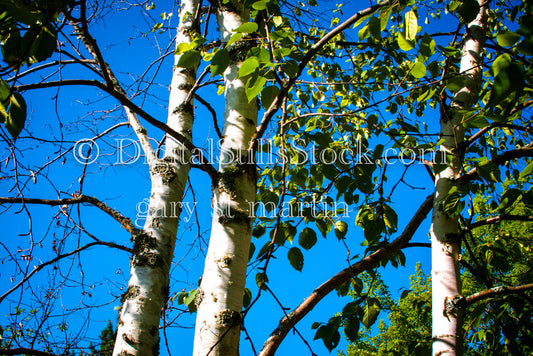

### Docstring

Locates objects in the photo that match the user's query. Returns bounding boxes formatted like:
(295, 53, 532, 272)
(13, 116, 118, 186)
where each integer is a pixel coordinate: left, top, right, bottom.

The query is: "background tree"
(0, 0, 532, 355)
(342, 194, 533, 355)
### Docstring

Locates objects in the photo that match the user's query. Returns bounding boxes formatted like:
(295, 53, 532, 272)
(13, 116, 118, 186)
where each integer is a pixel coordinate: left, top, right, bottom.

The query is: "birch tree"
(0, 0, 532, 355)
(430, 1, 488, 354)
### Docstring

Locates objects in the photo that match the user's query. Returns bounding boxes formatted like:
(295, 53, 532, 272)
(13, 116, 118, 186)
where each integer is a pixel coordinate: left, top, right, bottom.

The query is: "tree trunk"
(112, 1, 200, 354)
(192, 2, 258, 355)
(431, 2, 487, 355)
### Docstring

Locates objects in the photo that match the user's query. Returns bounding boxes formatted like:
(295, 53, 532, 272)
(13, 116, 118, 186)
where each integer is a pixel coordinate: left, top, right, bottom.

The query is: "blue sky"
(0, 1, 448, 354)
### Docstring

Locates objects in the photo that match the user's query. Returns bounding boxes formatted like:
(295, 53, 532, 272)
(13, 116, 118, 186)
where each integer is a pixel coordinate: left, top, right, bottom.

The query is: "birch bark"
(112, 1, 200, 354)
(192, 2, 258, 355)
(431, 2, 487, 355)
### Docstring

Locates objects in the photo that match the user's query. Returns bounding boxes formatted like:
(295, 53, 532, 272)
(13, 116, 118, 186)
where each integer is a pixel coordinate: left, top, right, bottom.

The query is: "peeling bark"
(431, 2, 487, 355)
(112, 1, 200, 355)
(192, 2, 258, 355)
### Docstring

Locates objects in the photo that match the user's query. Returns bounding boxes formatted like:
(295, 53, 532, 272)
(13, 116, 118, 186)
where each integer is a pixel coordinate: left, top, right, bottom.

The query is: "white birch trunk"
(113, 1, 199, 354)
(192, 2, 258, 355)
(431, 2, 487, 355)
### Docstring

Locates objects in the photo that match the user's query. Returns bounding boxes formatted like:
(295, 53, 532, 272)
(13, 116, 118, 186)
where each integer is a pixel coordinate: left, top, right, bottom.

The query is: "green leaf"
(519, 161, 533, 180)
(517, 38, 533, 56)
(344, 317, 360, 343)
(0, 80, 10, 102)
(246, 75, 267, 102)
(238, 56, 260, 77)
(404, 10, 418, 41)
(383, 205, 398, 230)
(183, 289, 197, 313)
(288, 247, 304, 272)
(1, 1, 38, 25)
(455, 0, 480, 24)
(358, 25, 370, 41)
(496, 30, 521, 47)
(255, 272, 268, 289)
(397, 32, 414, 51)
(491, 53, 512, 77)
(27, 26, 57, 63)
(226, 32, 243, 47)
(314, 322, 341, 352)
(176, 50, 201, 68)
(5, 92, 26, 140)
(298, 228, 317, 250)
(253, 224, 266, 237)
(334, 220, 348, 240)
(420, 34, 436, 57)
(243, 288, 252, 308)
(410, 62, 426, 78)
(248, 242, 255, 261)
(210, 49, 230, 76)
(248, 47, 271, 63)
(260, 85, 280, 110)
(497, 189, 522, 212)
(362, 298, 381, 328)
(282, 60, 299, 78)
(446, 76, 466, 91)
(368, 16, 381, 39)
(442, 189, 464, 217)
(316, 218, 331, 237)
(233, 22, 258, 33)
(252, 0, 268, 10)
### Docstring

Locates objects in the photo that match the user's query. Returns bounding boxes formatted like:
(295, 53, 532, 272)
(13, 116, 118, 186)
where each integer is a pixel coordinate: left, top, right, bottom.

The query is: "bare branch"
(0, 240, 131, 303)
(0, 194, 140, 235)
(13, 79, 219, 181)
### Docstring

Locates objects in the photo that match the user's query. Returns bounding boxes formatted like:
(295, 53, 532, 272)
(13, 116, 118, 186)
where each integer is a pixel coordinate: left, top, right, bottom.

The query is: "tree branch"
(0, 194, 140, 235)
(453, 283, 533, 309)
(463, 214, 533, 234)
(258, 194, 433, 356)
(251, 0, 392, 151)
(13, 79, 219, 181)
(458, 142, 533, 184)
(0, 240, 131, 303)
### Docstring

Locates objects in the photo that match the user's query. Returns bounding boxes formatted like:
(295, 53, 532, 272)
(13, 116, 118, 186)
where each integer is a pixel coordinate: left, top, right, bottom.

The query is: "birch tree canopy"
(0, 0, 532, 355)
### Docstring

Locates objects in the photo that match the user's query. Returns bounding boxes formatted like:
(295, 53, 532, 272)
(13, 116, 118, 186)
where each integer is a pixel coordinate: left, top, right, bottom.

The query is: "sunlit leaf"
(397, 32, 415, 51)
(176, 50, 201, 68)
(404, 10, 418, 41)
(239, 56, 260, 77)
(334, 220, 348, 240)
(233, 22, 258, 33)
(410, 62, 427, 78)
(496, 30, 521, 47)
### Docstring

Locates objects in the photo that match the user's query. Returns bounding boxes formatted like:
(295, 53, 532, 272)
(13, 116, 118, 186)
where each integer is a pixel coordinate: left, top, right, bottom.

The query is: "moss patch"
(218, 206, 251, 225)
(121, 285, 141, 303)
(152, 161, 177, 184)
(132, 233, 162, 267)
(219, 164, 244, 196)
(216, 309, 241, 328)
